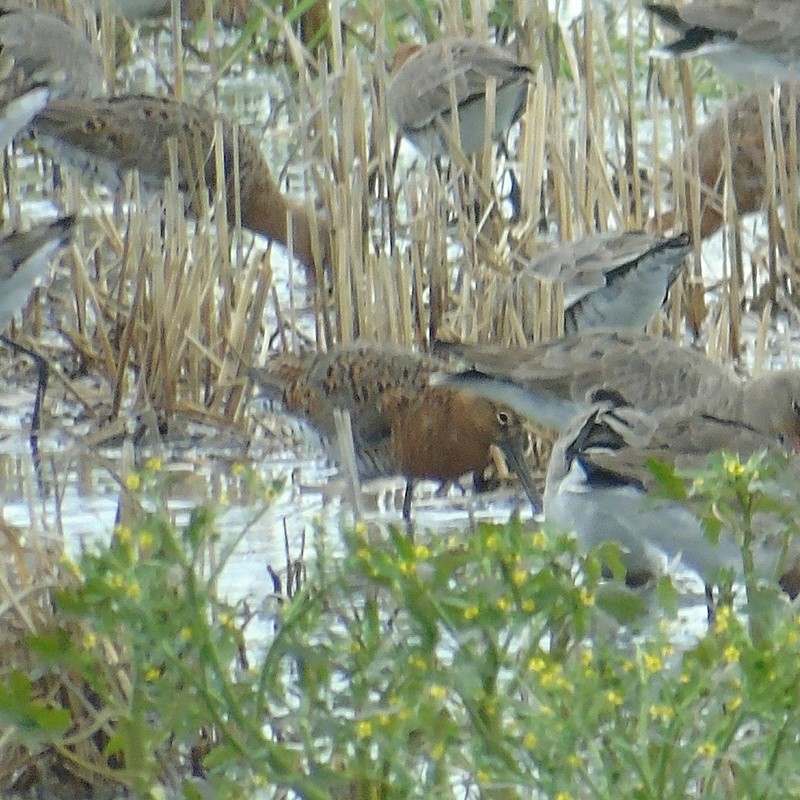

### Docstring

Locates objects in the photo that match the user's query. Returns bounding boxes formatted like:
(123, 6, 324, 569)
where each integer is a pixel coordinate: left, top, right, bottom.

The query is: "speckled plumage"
(250, 343, 537, 517)
(32, 95, 329, 276)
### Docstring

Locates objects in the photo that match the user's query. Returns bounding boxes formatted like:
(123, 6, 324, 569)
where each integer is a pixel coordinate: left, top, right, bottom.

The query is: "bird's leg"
(402, 479, 415, 521)
(1, 334, 48, 434)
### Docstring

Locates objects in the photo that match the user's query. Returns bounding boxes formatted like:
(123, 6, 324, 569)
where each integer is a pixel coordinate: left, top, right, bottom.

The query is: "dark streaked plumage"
(250, 343, 538, 518)
(32, 95, 330, 277)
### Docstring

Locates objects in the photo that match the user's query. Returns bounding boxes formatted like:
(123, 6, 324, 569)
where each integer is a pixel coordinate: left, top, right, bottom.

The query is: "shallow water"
(2, 9, 797, 671)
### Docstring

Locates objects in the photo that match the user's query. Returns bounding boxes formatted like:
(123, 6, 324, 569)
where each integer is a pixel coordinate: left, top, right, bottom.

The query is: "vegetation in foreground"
(2, 455, 800, 799)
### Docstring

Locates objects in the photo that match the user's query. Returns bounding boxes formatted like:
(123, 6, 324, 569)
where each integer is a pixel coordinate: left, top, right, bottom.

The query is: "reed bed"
(6, 0, 800, 796)
(2, 0, 797, 447)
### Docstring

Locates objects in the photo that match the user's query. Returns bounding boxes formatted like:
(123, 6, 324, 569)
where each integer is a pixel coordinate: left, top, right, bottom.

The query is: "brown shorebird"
(646, 1, 800, 84)
(250, 343, 538, 519)
(0, 6, 103, 150)
(433, 331, 800, 445)
(32, 95, 330, 278)
(508, 230, 691, 333)
(0, 216, 82, 430)
(434, 333, 800, 593)
(663, 89, 800, 239)
(387, 37, 533, 158)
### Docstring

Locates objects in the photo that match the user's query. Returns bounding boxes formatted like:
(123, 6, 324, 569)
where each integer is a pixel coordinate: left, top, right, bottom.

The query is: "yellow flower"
(485, 534, 498, 550)
(579, 588, 595, 607)
(356, 720, 372, 738)
(531, 531, 546, 548)
(125, 581, 141, 599)
(521, 599, 535, 612)
(125, 473, 141, 491)
(408, 655, 426, 670)
(714, 606, 731, 634)
(523, 732, 538, 748)
(723, 645, 740, 664)
(180, 627, 192, 641)
(512, 569, 527, 586)
(354, 520, 368, 538)
(477, 770, 490, 783)
(649, 704, 675, 722)
(115, 525, 132, 544)
(82, 631, 97, 649)
(464, 605, 479, 620)
(138, 530, 154, 549)
(555, 793, 572, 800)
(643, 653, 663, 673)
(431, 742, 445, 760)
(568, 754, 581, 768)
(727, 696, 743, 712)
(580, 649, 593, 667)
(528, 656, 547, 673)
(429, 685, 447, 701)
(378, 713, 391, 726)
(696, 742, 718, 759)
(145, 457, 162, 472)
(723, 456, 744, 476)
(496, 597, 511, 613)
(398, 561, 413, 575)
(413, 544, 430, 559)
(145, 667, 161, 682)
(231, 463, 245, 476)
(606, 691, 623, 707)
(107, 573, 125, 590)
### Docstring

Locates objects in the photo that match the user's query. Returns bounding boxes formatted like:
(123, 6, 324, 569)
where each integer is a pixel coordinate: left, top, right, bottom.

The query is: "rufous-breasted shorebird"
(250, 342, 538, 519)
(662, 89, 800, 239)
(32, 95, 330, 279)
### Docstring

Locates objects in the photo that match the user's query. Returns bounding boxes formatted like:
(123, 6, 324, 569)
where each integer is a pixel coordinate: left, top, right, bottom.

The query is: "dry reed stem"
(11, 0, 800, 440)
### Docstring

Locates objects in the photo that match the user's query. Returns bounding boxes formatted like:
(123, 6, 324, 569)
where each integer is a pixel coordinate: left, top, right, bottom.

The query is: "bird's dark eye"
(497, 410, 510, 426)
